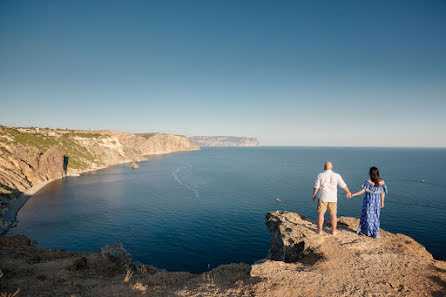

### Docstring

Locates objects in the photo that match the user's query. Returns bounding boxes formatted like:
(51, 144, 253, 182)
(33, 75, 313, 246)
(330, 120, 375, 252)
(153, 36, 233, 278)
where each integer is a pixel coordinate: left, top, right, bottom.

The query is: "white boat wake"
(172, 166, 200, 199)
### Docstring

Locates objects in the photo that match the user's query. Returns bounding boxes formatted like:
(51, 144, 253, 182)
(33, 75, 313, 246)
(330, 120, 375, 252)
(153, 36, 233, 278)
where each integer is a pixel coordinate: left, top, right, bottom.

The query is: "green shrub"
(14, 132, 58, 151)
(69, 131, 103, 138)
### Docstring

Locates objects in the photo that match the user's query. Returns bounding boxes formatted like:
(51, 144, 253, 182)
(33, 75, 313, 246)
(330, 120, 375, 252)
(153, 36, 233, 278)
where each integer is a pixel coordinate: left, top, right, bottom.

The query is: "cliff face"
(0, 126, 199, 199)
(1, 211, 445, 296)
(117, 132, 200, 156)
(190, 136, 259, 147)
(0, 142, 66, 195)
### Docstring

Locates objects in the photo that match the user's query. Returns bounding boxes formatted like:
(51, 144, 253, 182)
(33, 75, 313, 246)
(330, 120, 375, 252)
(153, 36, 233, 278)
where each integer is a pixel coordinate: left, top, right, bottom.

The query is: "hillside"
(190, 136, 259, 147)
(0, 126, 199, 227)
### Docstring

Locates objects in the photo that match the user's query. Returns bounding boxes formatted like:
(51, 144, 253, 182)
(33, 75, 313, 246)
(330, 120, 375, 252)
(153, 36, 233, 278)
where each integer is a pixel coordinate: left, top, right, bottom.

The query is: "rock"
(98, 242, 133, 275)
(129, 262, 160, 275)
(253, 211, 446, 296)
(266, 211, 323, 263)
(207, 263, 252, 284)
(130, 262, 147, 274)
(72, 256, 88, 270)
(100, 243, 132, 263)
(130, 162, 139, 169)
(265, 211, 435, 264)
(265, 210, 319, 263)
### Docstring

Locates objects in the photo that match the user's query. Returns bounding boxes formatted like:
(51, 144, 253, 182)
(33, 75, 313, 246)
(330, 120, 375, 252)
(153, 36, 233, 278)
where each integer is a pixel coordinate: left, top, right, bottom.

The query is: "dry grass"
(0, 270, 20, 297)
(129, 282, 148, 294)
(123, 269, 133, 283)
(202, 271, 216, 284)
(0, 289, 20, 297)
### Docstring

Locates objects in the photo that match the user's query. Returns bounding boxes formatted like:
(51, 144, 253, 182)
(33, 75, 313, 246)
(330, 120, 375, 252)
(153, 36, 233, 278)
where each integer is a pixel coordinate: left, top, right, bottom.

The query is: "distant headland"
(190, 136, 259, 147)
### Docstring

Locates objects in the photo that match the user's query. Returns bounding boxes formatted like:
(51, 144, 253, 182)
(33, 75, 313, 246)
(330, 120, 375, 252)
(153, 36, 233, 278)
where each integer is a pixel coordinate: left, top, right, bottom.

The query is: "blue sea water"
(8, 147, 446, 273)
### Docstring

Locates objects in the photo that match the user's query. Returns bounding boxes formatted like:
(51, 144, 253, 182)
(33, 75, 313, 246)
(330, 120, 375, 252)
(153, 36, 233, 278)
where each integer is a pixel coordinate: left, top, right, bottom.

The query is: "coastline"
(0, 163, 132, 236)
(0, 149, 199, 236)
(0, 169, 104, 236)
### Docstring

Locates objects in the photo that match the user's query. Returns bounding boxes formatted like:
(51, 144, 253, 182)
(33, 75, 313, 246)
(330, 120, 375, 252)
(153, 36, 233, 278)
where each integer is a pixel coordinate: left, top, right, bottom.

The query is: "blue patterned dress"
(357, 180, 388, 238)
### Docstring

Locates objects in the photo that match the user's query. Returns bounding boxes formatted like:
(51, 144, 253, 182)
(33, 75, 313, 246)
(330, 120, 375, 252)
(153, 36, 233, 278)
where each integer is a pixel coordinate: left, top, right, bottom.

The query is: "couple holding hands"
(312, 161, 388, 238)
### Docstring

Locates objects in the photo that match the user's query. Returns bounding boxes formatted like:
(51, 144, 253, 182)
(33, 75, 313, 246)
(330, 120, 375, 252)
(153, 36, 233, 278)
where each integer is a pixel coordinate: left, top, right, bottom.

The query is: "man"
(312, 161, 351, 235)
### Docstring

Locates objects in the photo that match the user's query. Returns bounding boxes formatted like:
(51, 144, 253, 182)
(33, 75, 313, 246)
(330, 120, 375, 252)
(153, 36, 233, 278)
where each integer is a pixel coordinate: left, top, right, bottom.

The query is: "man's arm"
(313, 174, 321, 201)
(312, 188, 319, 201)
(338, 175, 351, 198)
(343, 186, 352, 199)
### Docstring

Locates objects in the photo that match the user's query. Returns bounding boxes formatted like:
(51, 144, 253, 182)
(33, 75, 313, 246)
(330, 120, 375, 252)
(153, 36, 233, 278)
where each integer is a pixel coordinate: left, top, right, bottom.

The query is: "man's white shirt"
(314, 170, 347, 202)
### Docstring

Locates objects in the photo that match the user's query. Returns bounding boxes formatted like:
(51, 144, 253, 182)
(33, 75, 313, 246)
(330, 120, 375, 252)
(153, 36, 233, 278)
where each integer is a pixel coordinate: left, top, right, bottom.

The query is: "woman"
(351, 167, 387, 238)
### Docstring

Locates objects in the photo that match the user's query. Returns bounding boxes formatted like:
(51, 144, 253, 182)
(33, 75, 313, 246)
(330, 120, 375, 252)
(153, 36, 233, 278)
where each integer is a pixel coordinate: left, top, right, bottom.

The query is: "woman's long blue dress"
(357, 180, 388, 238)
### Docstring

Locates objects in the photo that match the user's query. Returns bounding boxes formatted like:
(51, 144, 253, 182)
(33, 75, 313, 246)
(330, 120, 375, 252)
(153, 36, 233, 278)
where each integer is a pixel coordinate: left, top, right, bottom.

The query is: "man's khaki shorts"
(317, 200, 337, 215)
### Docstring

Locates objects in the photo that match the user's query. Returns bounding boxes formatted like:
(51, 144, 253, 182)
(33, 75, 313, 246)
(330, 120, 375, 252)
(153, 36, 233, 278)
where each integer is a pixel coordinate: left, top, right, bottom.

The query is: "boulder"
(100, 242, 132, 263)
(265, 211, 324, 263)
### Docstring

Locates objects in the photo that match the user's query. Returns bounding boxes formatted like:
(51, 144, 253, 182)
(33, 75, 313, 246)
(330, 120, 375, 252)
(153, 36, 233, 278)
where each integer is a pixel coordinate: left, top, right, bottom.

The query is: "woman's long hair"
(369, 167, 380, 187)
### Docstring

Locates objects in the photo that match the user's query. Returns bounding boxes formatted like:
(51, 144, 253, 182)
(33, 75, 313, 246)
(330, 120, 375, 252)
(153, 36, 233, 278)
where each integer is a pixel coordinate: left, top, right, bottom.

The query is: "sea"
(7, 147, 446, 273)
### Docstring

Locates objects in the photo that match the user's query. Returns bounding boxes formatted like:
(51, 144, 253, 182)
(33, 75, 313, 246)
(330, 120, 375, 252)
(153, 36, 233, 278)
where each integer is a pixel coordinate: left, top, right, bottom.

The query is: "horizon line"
(202, 144, 446, 149)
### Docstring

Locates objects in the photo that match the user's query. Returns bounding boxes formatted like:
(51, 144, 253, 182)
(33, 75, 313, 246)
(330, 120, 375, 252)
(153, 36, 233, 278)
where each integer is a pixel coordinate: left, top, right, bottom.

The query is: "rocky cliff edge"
(1, 211, 444, 296)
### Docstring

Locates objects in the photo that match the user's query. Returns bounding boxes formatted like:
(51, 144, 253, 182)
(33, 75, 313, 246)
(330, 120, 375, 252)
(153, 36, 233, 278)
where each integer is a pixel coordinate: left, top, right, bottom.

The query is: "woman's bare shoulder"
(368, 179, 385, 185)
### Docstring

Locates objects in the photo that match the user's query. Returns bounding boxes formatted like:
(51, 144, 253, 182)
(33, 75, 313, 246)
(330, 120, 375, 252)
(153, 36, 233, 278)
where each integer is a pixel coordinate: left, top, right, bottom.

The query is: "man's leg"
(330, 213, 337, 235)
(329, 202, 338, 235)
(317, 211, 325, 234)
(316, 200, 326, 234)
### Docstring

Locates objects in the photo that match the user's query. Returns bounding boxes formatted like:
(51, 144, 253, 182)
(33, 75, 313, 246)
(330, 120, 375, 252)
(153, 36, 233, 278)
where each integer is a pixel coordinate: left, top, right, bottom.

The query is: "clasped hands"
(312, 193, 353, 200)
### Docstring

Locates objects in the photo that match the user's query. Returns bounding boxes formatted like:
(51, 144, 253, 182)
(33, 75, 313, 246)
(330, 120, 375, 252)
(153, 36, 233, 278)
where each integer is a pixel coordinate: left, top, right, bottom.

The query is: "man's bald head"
(324, 161, 333, 170)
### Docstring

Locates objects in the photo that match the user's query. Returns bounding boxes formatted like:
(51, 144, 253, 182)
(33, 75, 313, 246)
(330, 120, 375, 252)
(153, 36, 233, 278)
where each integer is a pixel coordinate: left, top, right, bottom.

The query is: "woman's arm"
(380, 192, 385, 208)
(351, 189, 365, 198)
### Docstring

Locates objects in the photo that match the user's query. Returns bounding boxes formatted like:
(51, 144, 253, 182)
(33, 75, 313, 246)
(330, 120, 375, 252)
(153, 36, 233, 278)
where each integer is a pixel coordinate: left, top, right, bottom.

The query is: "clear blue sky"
(1, 0, 445, 146)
